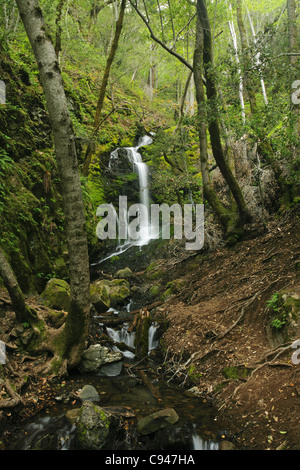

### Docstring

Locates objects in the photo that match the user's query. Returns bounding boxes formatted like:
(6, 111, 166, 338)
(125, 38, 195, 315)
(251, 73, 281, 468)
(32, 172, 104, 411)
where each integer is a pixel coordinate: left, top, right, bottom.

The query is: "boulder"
(90, 279, 131, 309)
(78, 385, 100, 403)
(76, 401, 115, 450)
(115, 267, 133, 280)
(219, 440, 236, 450)
(90, 282, 110, 313)
(137, 408, 179, 435)
(78, 344, 123, 374)
(41, 278, 70, 311)
(65, 408, 80, 426)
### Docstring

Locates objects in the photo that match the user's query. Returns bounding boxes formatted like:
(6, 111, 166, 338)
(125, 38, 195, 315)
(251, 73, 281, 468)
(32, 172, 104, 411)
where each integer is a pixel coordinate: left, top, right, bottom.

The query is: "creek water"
(9, 375, 221, 451)
(8, 305, 222, 451)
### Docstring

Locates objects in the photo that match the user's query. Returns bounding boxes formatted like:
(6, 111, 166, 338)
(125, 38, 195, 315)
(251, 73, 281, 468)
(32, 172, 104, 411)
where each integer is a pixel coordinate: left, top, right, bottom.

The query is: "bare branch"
(128, 0, 193, 71)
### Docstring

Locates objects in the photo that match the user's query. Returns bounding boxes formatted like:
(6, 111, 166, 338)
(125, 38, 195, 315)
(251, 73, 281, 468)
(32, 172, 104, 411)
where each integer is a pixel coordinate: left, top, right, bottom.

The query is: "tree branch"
(128, 0, 193, 71)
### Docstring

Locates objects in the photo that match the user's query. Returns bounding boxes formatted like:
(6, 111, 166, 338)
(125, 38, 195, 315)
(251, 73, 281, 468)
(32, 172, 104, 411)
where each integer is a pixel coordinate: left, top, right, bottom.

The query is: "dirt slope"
(160, 205, 300, 450)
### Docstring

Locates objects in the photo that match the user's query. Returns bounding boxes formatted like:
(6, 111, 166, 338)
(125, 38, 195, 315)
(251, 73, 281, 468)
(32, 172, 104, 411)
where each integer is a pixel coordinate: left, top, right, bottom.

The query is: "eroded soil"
(159, 206, 300, 450)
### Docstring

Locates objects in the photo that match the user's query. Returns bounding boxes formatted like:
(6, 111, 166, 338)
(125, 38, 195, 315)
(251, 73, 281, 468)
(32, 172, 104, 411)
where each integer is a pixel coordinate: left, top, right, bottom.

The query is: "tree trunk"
(197, 0, 250, 228)
(83, 0, 126, 176)
(287, 0, 298, 67)
(193, 10, 231, 232)
(236, 0, 257, 115)
(287, 0, 300, 139)
(16, 0, 90, 370)
(0, 247, 37, 324)
(55, 0, 65, 59)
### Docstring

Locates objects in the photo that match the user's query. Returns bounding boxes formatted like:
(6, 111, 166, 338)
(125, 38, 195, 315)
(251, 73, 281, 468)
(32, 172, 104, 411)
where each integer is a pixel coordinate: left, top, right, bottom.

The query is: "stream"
(6, 136, 227, 451)
(8, 302, 223, 451)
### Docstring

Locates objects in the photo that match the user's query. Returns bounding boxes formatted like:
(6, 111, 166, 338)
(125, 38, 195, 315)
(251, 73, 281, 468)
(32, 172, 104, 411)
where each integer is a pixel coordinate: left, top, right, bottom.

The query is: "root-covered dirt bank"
(159, 206, 300, 450)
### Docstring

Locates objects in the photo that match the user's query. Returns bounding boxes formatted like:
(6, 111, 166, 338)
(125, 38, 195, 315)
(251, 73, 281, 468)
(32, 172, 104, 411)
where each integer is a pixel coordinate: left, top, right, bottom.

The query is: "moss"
(149, 284, 161, 299)
(41, 278, 70, 311)
(222, 366, 250, 380)
(161, 288, 172, 301)
(267, 291, 300, 331)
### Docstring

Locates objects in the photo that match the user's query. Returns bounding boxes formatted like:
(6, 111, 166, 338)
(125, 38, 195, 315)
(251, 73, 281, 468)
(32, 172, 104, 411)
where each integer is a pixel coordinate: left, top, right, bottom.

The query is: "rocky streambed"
(4, 277, 235, 451)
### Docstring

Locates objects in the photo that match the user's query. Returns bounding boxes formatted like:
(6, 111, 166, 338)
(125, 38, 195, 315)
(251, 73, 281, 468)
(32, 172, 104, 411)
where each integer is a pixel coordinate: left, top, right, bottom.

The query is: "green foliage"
(266, 292, 300, 330)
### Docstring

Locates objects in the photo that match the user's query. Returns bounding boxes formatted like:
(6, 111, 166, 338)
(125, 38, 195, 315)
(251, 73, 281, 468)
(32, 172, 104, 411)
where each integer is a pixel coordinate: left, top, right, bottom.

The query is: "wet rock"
(78, 344, 123, 374)
(152, 425, 192, 450)
(137, 408, 179, 435)
(97, 361, 123, 377)
(78, 385, 100, 403)
(65, 408, 80, 426)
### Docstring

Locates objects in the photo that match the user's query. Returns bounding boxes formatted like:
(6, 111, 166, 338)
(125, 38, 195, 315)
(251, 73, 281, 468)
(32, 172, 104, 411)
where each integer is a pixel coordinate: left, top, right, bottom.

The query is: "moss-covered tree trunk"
(134, 309, 152, 361)
(16, 0, 90, 371)
(197, 0, 250, 230)
(193, 13, 231, 232)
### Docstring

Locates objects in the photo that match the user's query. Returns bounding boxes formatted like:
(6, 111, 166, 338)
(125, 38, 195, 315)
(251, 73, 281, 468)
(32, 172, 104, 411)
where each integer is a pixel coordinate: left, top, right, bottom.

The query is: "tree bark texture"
(197, 0, 250, 227)
(16, 0, 90, 368)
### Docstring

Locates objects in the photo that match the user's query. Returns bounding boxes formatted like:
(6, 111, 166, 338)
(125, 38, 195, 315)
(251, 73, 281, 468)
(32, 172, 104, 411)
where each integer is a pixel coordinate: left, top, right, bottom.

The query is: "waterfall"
(148, 322, 160, 352)
(191, 425, 219, 450)
(106, 320, 160, 359)
(120, 135, 153, 247)
(94, 135, 154, 265)
(106, 323, 136, 359)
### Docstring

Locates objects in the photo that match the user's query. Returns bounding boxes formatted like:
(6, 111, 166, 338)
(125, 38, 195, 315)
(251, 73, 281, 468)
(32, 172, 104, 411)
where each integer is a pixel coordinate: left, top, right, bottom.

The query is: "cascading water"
(192, 425, 219, 450)
(94, 135, 154, 265)
(106, 320, 160, 359)
(106, 322, 136, 359)
(148, 322, 160, 352)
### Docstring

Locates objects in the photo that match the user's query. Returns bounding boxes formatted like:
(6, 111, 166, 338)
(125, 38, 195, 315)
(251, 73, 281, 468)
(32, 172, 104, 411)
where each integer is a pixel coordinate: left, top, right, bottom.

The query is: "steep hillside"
(154, 205, 300, 450)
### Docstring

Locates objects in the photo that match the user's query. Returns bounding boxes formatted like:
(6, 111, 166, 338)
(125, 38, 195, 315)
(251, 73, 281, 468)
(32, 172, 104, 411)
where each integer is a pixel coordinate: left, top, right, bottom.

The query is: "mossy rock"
(90, 282, 111, 314)
(222, 366, 250, 380)
(149, 284, 162, 300)
(40, 278, 70, 311)
(90, 279, 130, 310)
(115, 267, 133, 280)
(266, 288, 300, 346)
(76, 401, 113, 450)
(107, 279, 131, 308)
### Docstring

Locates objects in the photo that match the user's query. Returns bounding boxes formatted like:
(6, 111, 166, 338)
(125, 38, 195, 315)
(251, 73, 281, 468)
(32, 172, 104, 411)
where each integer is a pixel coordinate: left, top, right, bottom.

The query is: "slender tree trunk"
(94, 0, 126, 128)
(197, 0, 250, 227)
(193, 11, 231, 231)
(236, 0, 257, 115)
(83, 0, 126, 176)
(287, 0, 298, 67)
(228, 4, 245, 123)
(287, 0, 300, 139)
(246, 8, 268, 105)
(16, 0, 90, 370)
